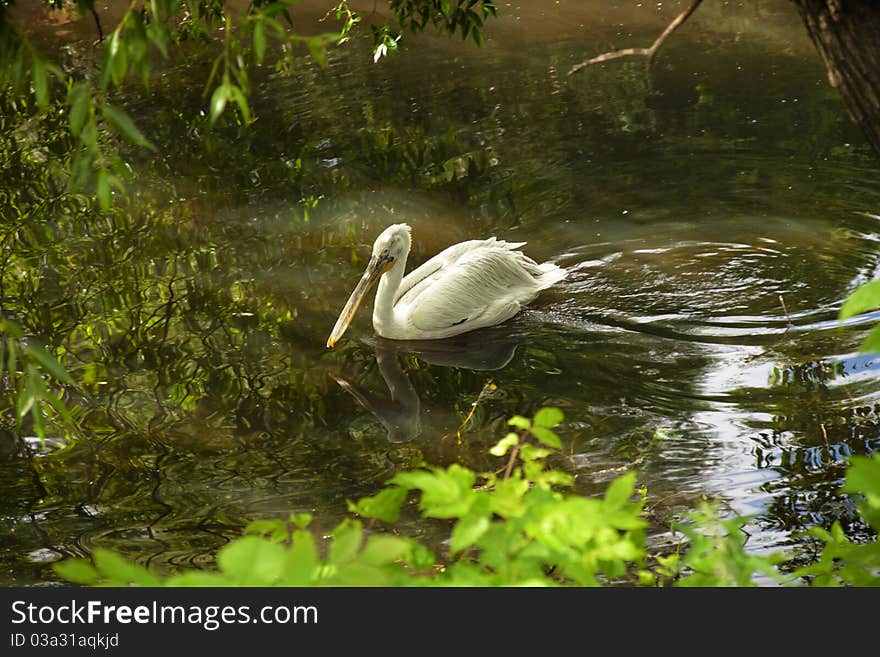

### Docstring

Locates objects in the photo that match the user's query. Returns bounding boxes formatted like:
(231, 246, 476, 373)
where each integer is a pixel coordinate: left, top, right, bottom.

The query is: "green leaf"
(391, 469, 441, 492)
(404, 541, 436, 572)
(1, 320, 23, 339)
(126, 31, 148, 67)
(108, 31, 128, 86)
(216, 536, 285, 584)
(392, 465, 477, 518)
(840, 280, 880, 319)
(330, 562, 391, 586)
(290, 512, 312, 529)
(489, 477, 529, 517)
(6, 338, 18, 377)
(281, 530, 318, 585)
(25, 343, 73, 384)
(79, 115, 98, 152)
(93, 549, 161, 586)
(16, 385, 35, 423)
(244, 518, 288, 539)
(101, 103, 155, 150)
(534, 407, 564, 428)
(508, 415, 531, 430)
(10, 48, 27, 93)
(860, 323, 880, 354)
(30, 402, 45, 441)
(228, 84, 252, 124)
(349, 486, 407, 523)
(328, 520, 363, 564)
(165, 572, 233, 586)
(531, 465, 574, 487)
(450, 513, 490, 553)
(146, 22, 170, 58)
(530, 426, 562, 449)
(472, 25, 483, 46)
(489, 432, 519, 456)
(359, 535, 411, 566)
(204, 56, 222, 96)
(253, 21, 267, 65)
(209, 83, 228, 125)
(96, 169, 111, 211)
(68, 83, 90, 137)
(604, 472, 637, 510)
(54, 559, 100, 585)
(31, 57, 49, 108)
(843, 454, 880, 507)
(44, 391, 73, 425)
(307, 38, 328, 67)
(519, 443, 551, 462)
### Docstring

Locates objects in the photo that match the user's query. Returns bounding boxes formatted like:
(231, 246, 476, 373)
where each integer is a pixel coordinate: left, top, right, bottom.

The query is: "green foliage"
(54, 408, 880, 588)
(58, 513, 435, 586)
(650, 503, 787, 587)
(0, 317, 75, 441)
(791, 454, 880, 586)
(839, 280, 880, 353)
(54, 408, 650, 586)
(388, 0, 498, 46)
(0, 1, 499, 207)
(839, 280, 880, 320)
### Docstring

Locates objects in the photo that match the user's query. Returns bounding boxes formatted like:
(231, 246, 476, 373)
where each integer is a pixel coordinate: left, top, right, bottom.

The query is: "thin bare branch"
(503, 430, 527, 481)
(91, 8, 104, 43)
(568, 0, 704, 76)
(779, 294, 793, 331)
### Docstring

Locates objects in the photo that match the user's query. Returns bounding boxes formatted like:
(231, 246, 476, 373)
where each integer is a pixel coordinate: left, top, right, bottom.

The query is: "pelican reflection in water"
(327, 223, 566, 347)
(331, 331, 524, 442)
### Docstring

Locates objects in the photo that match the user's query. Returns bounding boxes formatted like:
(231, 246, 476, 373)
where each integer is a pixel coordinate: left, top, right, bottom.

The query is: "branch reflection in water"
(331, 328, 525, 443)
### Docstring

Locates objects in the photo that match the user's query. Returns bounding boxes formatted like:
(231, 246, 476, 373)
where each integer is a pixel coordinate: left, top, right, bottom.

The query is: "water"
(1, 1, 879, 584)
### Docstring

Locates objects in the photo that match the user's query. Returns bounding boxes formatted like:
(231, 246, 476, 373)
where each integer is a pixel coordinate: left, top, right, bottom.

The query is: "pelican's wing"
(393, 239, 517, 306)
(403, 244, 545, 333)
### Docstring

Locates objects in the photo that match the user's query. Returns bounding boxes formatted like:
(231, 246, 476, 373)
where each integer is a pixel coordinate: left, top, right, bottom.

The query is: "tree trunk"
(792, 0, 880, 153)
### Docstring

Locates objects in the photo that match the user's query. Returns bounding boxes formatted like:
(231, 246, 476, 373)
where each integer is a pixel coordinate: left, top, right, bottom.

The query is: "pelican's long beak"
(326, 255, 394, 348)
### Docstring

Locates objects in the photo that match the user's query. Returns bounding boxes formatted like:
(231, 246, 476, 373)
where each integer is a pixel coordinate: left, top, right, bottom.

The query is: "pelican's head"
(326, 224, 411, 348)
(370, 223, 411, 263)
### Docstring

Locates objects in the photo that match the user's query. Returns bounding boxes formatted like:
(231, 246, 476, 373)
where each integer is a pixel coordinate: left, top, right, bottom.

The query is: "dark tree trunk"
(792, 0, 880, 153)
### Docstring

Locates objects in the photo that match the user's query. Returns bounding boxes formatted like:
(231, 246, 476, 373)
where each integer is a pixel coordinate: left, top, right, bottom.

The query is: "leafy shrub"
(56, 408, 649, 586)
(52, 407, 880, 587)
(790, 455, 880, 586)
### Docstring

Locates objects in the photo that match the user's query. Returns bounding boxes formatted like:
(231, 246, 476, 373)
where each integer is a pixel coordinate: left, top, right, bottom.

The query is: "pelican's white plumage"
(327, 223, 566, 347)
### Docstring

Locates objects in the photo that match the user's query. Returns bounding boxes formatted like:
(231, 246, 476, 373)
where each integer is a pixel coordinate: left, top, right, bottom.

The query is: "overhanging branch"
(568, 0, 704, 76)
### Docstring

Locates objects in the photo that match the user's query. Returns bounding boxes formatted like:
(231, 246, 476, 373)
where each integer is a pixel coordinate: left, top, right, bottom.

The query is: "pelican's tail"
(534, 261, 567, 290)
(490, 237, 567, 291)
(511, 249, 567, 290)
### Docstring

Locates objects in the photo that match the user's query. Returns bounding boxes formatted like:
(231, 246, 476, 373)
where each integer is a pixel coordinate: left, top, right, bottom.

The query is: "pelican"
(326, 223, 566, 347)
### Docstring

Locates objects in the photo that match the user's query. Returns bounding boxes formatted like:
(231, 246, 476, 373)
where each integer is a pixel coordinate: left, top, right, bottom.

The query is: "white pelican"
(326, 223, 566, 347)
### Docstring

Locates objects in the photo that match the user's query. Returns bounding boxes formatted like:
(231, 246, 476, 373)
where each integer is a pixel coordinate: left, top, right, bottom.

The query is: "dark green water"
(2, 1, 880, 584)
